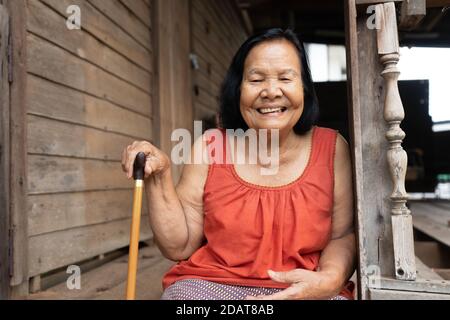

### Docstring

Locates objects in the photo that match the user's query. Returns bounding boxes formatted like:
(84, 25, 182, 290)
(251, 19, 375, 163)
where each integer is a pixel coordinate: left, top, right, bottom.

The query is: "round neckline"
(228, 126, 317, 191)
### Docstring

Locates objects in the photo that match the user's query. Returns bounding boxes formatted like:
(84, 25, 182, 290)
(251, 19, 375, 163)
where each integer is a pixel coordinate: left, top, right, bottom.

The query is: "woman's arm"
(316, 133, 356, 294)
(122, 135, 209, 261)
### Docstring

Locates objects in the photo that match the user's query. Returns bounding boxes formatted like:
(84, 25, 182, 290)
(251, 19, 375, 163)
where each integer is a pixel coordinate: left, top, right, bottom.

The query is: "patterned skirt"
(161, 278, 348, 300)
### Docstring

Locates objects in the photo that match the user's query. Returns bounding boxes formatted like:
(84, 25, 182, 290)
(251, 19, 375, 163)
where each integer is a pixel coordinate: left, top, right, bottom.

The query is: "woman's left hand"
(245, 269, 341, 300)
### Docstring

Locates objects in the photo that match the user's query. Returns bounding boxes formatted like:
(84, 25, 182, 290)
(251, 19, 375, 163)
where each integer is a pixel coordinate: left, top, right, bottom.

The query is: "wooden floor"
(28, 244, 175, 300)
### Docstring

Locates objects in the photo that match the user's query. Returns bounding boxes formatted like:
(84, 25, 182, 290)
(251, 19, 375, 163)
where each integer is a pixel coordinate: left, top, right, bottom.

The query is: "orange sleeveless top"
(162, 126, 354, 299)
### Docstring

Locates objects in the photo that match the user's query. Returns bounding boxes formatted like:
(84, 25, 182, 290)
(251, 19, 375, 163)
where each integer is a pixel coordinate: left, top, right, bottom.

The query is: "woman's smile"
(256, 106, 288, 115)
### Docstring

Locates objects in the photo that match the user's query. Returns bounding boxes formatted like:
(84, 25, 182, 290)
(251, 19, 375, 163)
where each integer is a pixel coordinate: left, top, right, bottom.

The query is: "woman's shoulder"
(313, 126, 349, 144)
(313, 125, 338, 137)
(310, 126, 350, 164)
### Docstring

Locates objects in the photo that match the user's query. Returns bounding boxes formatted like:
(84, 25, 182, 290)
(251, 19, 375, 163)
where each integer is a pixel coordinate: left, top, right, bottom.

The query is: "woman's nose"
(261, 80, 282, 99)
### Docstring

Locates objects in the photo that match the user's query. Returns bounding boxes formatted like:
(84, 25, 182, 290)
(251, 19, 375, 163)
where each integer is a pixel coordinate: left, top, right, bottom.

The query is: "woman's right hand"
(121, 141, 170, 179)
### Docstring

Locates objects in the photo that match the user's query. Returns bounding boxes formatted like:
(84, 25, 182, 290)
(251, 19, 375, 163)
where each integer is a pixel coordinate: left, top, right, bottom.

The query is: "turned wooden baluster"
(376, 2, 416, 281)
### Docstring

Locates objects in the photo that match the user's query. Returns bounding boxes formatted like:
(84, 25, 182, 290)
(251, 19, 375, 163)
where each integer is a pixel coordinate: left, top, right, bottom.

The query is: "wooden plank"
(27, 33, 152, 117)
(194, 86, 219, 112)
(197, 0, 241, 49)
(4, 0, 29, 295)
(201, 0, 247, 50)
(28, 114, 139, 161)
(29, 275, 41, 293)
(119, 0, 152, 28)
(434, 269, 450, 280)
(87, 0, 152, 52)
(415, 241, 450, 268)
(354, 0, 447, 10)
(150, 0, 160, 149)
(28, 245, 174, 300)
(154, 0, 193, 182)
(27, 75, 152, 140)
(356, 0, 403, 4)
(191, 32, 228, 76)
(142, 0, 151, 8)
(195, 69, 220, 97)
(376, 277, 450, 295)
(28, 218, 152, 277)
(192, 36, 228, 83)
(415, 256, 444, 280)
(192, 54, 226, 92)
(412, 215, 450, 247)
(27, 0, 152, 94)
(345, 0, 369, 300)
(192, 21, 231, 75)
(40, 0, 152, 72)
(28, 190, 149, 236)
(410, 201, 450, 226)
(194, 101, 218, 122)
(94, 258, 173, 299)
(431, 201, 450, 210)
(369, 288, 450, 300)
(194, 72, 220, 105)
(0, 3, 10, 299)
(225, 0, 253, 36)
(427, 0, 450, 7)
(27, 155, 131, 194)
(399, 0, 426, 30)
(191, 2, 236, 64)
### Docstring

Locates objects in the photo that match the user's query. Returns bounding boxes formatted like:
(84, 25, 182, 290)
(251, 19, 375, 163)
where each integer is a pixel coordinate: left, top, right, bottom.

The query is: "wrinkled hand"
(121, 141, 170, 180)
(246, 269, 341, 300)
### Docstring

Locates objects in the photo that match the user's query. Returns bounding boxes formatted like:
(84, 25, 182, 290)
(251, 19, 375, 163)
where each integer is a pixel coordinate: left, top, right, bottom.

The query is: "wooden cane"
(126, 152, 146, 300)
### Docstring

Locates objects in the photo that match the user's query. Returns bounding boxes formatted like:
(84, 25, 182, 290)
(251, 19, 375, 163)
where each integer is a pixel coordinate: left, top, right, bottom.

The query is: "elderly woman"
(121, 28, 356, 300)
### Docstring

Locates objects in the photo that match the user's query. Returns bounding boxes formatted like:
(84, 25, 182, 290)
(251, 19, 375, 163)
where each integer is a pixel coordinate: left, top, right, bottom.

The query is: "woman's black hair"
(219, 28, 319, 135)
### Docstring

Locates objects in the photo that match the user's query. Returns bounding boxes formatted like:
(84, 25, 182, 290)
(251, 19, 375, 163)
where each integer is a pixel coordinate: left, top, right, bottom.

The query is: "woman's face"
(240, 39, 304, 134)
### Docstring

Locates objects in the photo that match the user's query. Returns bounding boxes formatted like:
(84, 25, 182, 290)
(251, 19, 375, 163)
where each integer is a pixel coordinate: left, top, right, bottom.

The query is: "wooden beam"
(372, 277, 450, 295)
(345, 0, 366, 300)
(399, 0, 426, 30)
(153, 0, 193, 183)
(357, 0, 450, 8)
(0, 3, 10, 300)
(3, 0, 29, 298)
(369, 288, 450, 299)
(426, 0, 450, 7)
(356, 0, 403, 5)
(232, 0, 253, 35)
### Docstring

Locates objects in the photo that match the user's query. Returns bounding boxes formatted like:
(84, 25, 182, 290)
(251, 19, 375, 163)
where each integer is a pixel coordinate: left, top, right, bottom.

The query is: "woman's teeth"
(257, 107, 286, 114)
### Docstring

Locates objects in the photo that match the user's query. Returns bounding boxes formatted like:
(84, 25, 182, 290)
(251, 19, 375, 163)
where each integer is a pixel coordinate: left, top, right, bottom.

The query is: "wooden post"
(3, 0, 29, 298)
(376, 2, 416, 281)
(0, 3, 10, 300)
(346, 0, 397, 299)
(153, 0, 193, 184)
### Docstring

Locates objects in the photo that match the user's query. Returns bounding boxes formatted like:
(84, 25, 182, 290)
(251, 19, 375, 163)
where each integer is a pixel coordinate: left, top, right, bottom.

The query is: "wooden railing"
(375, 2, 416, 280)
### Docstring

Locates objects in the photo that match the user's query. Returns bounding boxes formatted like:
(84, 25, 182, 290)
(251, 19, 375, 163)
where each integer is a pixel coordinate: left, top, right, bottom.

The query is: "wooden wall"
(2, 0, 250, 295)
(190, 0, 248, 126)
(25, 0, 153, 280)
